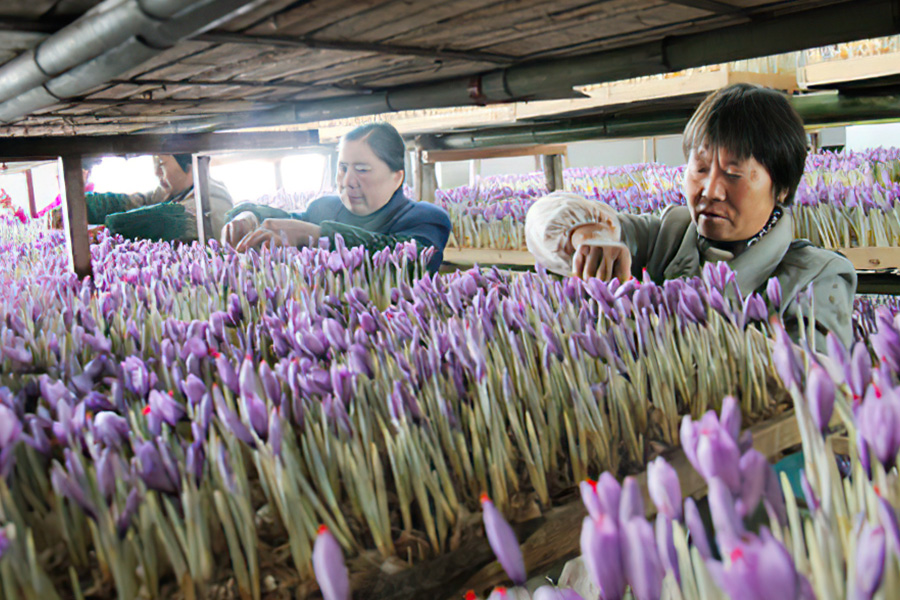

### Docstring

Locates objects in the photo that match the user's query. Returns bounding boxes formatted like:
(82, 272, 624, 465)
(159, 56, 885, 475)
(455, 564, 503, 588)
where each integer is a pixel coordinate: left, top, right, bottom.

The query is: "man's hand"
(221, 211, 259, 248)
(572, 242, 632, 281)
(235, 218, 322, 253)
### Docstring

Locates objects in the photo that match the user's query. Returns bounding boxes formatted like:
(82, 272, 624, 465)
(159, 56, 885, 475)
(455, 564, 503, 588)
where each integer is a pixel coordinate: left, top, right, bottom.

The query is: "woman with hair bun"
(224, 122, 451, 273)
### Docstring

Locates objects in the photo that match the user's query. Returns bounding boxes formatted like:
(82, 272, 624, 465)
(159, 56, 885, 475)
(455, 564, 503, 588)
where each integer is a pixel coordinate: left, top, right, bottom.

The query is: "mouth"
(698, 210, 729, 222)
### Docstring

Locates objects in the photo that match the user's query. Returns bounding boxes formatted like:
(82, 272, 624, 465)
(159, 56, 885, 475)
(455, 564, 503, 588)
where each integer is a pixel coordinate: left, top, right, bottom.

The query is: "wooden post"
(469, 159, 481, 186)
(192, 154, 212, 244)
(541, 153, 564, 192)
(421, 162, 438, 203)
(58, 155, 92, 279)
(412, 147, 425, 202)
(25, 169, 36, 218)
(273, 158, 284, 190)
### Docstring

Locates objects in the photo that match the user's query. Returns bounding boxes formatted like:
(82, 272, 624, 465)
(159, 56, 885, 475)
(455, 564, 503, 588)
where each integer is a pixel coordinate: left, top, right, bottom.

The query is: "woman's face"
(684, 144, 784, 242)
(336, 139, 404, 216)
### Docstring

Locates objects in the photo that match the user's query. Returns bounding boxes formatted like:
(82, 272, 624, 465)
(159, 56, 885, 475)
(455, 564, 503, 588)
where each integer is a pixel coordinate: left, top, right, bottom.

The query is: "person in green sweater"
(86, 154, 233, 243)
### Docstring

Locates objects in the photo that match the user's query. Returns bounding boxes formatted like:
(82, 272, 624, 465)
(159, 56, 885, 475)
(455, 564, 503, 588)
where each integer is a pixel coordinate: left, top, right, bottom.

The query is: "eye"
(338, 164, 348, 173)
(355, 165, 371, 174)
(725, 172, 741, 180)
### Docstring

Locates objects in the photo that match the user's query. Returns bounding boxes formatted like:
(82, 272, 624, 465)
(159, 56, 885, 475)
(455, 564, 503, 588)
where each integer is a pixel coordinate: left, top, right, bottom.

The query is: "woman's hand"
(235, 218, 322, 252)
(568, 222, 632, 281)
(572, 242, 632, 281)
(221, 211, 259, 248)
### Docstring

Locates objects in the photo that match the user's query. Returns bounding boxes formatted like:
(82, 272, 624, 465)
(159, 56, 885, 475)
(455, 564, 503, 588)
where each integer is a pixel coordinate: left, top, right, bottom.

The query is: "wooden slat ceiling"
(0, 0, 868, 136)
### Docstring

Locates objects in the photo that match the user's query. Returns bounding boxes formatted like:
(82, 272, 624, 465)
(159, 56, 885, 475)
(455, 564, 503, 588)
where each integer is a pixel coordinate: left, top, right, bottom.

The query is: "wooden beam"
(542, 154, 564, 192)
(662, 0, 745, 15)
(839, 247, 900, 271)
(192, 155, 213, 245)
(58, 156, 92, 280)
(195, 32, 516, 65)
(24, 169, 36, 219)
(422, 144, 569, 164)
(0, 130, 319, 160)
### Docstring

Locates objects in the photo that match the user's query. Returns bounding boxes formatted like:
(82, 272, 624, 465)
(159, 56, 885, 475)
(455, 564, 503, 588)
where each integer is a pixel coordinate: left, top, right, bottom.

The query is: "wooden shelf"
(838, 247, 900, 271)
(422, 144, 567, 164)
(442, 247, 534, 267)
(803, 52, 900, 87)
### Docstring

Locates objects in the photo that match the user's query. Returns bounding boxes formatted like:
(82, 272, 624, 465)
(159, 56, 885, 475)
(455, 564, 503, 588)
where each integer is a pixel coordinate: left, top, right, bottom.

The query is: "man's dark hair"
(172, 154, 193, 173)
(682, 83, 808, 205)
(342, 122, 406, 176)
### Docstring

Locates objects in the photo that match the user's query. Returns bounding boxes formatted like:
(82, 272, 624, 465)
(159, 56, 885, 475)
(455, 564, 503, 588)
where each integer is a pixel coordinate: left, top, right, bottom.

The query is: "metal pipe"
(148, 0, 900, 135)
(0, 0, 264, 123)
(417, 93, 900, 150)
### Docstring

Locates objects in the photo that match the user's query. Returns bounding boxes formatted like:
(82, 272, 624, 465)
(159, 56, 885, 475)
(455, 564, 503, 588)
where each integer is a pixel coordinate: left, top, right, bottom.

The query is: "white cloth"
(524, 192, 622, 275)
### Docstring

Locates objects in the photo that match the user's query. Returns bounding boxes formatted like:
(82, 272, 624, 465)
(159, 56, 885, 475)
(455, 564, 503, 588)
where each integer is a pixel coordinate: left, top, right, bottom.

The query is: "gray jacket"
(619, 205, 857, 350)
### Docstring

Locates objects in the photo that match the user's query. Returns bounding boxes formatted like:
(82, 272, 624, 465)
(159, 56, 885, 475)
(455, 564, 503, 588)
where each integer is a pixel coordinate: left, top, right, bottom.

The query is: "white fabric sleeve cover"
(525, 191, 621, 275)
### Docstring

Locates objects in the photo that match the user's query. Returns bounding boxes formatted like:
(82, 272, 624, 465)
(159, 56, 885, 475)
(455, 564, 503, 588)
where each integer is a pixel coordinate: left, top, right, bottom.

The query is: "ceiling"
(0, 0, 894, 139)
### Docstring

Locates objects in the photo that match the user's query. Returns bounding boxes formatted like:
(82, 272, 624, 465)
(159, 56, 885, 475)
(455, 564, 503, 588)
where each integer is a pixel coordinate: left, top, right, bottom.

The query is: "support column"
(542, 153, 564, 192)
(412, 147, 425, 202)
(25, 169, 36, 218)
(58, 155, 92, 279)
(192, 154, 212, 244)
(421, 161, 438, 203)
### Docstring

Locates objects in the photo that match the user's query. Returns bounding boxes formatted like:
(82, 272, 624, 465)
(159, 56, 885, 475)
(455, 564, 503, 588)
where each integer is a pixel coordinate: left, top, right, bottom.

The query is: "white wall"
(844, 122, 900, 151)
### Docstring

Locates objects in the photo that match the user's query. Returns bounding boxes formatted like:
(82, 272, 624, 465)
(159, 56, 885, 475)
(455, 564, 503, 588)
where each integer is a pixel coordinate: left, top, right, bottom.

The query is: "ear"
(775, 187, 788, 205)
(392, 169, 405, 189)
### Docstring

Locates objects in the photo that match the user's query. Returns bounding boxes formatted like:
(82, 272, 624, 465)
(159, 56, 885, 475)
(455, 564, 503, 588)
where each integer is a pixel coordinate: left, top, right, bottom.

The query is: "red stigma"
(730, 548, 744, 562)
(586, 478, 597, 491)
(874, 384, 883, 399)
(494, 587, 507, 597)
(875, 485, 882, 497)
(142, 405, 151, 416)
(465, 591, 477, 600)
(168, 390, 174, 397)
(479, 492, 490, 505)
(317, 524, 329, 536)
(209, 349, 220, 358)
(245, 354, 252, 361)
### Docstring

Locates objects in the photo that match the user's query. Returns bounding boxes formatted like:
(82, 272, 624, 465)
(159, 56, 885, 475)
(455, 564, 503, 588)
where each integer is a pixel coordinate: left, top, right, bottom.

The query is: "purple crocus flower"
(772, 325, 803, 390)
(213, 350, 239, 394)
(766, 277, 782, 310)
(857, 385, 900, 469)
(736, 449, 768, 518)
(856, 521, 886, 600)
(532, 586, 584, 600)
(711, 529, 800, 600)
(849, 343, 872, 406)
(580, 473, 621, 521)
(685, 497, 713, 559)
(622, 516, 664, 600)
(805, 364, 835, 433)
(121, 356, 155, 398)
(147, 389, 185, 429)
(681, 411, 742, 493)
(0, 526, 10, 560)
(655, 513, 679, 582)
(708, 478, 745, 553)
(619, 476, 644, 522)
(92, 411, 130, 448)
(580, 515, 625, 600)
(481, 493, 527, 586)
(134, 440, 179, 495)
(313, 524, 350, 600)
(648, 457, 682, 521)
(871, 309, 900, 373)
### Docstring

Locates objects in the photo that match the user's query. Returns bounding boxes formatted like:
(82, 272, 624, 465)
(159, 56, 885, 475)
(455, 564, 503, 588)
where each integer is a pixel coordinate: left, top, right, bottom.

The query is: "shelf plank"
(423, 144, 568, 164)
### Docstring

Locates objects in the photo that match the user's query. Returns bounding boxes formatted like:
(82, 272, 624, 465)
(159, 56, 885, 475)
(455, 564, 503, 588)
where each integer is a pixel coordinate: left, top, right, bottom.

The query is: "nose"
(702, 164, 727, 202)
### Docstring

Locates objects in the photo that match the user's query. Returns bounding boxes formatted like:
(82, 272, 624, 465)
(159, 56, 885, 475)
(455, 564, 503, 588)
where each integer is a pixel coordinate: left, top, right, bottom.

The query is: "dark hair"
(172, 154, 193, 173)
(682, 83, 807, 205)
(342, 122, 406, 175)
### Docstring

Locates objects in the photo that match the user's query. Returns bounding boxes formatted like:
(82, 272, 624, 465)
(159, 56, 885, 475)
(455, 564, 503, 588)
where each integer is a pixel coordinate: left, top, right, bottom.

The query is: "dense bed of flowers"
(315, 318, 900, 600)
(436, 149, 900, 251)
(0, 214, 797, 599)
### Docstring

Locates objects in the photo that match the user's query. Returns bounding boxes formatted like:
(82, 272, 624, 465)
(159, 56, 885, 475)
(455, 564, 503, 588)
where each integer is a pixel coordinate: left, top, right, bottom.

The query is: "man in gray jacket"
(526, 84, 856, 351)
(86, 154, 233, 243)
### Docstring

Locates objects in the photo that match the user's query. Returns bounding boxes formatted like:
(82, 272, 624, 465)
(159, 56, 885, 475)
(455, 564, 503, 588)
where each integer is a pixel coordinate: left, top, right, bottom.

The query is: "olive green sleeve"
(318, 220, 414, 254)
